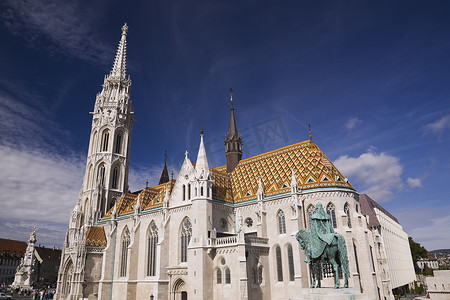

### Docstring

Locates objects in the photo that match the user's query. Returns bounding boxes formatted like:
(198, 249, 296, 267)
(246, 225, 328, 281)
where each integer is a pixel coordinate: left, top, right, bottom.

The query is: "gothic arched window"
(120, 227, 130, 277)
(326, 203, 337, 228)
(307, 205, 316, 228)
(182, 185, 186, 201)
(98, 164, 106, 187)
(147, 222, 158, 276)
(101, 130, 109, 152)
(114, 133, 122, 154)
(225, 268, 231, 284)
(180, 218, 192, 262)
(188, 184, 191, 200)
(111, 167, 119, 189)
(277, 210, 286, 234)
(276, 246, 283, 282)
(91, 131, 97, 154)
(287, 244, 295, 281)
(62, 260, 73, 296)
(87, 164, 93, 188)
(216, 268, 222, 284)
(344, 203, 352, 228)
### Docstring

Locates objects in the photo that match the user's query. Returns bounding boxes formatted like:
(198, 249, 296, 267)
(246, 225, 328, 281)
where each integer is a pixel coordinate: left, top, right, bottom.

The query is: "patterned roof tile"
(85, 226, 107, 248)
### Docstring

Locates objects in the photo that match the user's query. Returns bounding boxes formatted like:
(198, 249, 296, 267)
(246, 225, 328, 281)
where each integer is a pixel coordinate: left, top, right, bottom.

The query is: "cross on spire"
(308, 124, 312, 141)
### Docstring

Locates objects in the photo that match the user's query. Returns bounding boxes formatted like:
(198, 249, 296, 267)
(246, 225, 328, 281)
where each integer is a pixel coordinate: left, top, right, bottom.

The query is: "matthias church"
(55, 24, 415, 300)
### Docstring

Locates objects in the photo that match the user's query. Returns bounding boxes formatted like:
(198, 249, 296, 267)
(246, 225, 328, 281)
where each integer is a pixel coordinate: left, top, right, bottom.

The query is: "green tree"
(423, 265, 434, 276)
(409, 237, 428, 262)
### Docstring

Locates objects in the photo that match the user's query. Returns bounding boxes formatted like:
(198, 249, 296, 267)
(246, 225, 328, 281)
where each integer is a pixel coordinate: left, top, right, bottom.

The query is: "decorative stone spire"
(225, 88, 242, 173)
(159, 151, 170, 184)
(109, 23, 128, 79)
(196, 128, 210, 178)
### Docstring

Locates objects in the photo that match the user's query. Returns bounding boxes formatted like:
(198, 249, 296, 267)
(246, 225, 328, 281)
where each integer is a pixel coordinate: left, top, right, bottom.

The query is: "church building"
(55, 24, 414, 300)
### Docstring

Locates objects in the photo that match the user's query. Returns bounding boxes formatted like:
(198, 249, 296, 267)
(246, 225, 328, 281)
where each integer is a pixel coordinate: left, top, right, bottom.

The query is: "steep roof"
(102, 181, 174, 219)
(215, 140, 354, 203)
(359, 194, 399, 227)
(99, 140, 353, 219)
(35, 246, 61, 263)
(85, 226, 107, 248)
(0, 238, 27, 258)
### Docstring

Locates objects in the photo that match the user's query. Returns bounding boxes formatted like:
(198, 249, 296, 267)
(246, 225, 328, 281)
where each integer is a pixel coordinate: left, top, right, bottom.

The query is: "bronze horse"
(296, 228, 350, 288)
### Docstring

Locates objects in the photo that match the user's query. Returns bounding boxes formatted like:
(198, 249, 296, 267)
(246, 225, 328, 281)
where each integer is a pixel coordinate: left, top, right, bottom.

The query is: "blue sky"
(0, 0, 449, 250)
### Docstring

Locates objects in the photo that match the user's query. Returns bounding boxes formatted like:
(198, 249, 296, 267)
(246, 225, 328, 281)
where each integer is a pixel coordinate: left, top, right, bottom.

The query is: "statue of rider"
(310, 203, 335, 259)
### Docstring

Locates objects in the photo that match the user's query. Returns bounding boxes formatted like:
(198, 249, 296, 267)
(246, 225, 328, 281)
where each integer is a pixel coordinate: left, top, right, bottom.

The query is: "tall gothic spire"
(225, 88, 242, 173)
(109, 23, 128, 79)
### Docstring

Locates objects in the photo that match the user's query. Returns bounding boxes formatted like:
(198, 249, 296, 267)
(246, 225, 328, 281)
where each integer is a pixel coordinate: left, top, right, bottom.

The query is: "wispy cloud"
(407, 177, 422, 188)
(0, 91, 84, 247)
(423, 114, 450, 136)
(1, 0, 113, 65)
(334, 148, 403, 201)
(394, 207, 450, 251)
(344, 117, 362, 130)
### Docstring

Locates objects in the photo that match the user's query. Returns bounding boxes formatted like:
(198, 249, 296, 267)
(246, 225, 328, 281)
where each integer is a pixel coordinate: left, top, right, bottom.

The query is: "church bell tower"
(78, 23, 134, 225)
(225, 89, 242, 173)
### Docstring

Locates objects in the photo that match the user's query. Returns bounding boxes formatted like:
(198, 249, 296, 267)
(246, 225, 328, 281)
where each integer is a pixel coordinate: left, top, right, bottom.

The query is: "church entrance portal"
(172, 278, 187, 300)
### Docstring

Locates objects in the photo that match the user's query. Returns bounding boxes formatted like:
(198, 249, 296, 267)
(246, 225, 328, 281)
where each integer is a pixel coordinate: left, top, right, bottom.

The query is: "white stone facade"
(54, 24, 415, 300)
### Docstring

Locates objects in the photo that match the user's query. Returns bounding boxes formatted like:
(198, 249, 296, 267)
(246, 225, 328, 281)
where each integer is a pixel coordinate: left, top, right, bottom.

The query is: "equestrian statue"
(296, 203, 350, 289)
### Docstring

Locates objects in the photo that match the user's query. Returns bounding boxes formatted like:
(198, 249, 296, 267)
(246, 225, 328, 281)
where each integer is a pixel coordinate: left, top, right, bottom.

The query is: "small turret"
(225, 88, 242, 173)
(196, 128, 210, 179)
(159, 151, 170, 184)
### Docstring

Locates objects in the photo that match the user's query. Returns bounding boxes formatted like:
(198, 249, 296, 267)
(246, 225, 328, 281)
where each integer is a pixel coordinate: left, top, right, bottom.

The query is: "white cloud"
(1, 0, 113, 65)
(423, 114, 450, 135)
(344, 117, 362, 130)
(0, 92, 84, 247)
(407, 177, 422, 188)
(334, 149, 403, 201)
(397, 209, 450, 251)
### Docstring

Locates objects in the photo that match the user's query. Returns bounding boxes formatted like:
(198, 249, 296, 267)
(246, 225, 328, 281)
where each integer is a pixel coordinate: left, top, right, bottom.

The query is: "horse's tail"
(337, 234, 350, 279)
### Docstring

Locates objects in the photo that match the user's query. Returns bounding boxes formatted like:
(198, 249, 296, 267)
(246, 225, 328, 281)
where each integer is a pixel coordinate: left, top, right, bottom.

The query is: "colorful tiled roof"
(211, 169, 233, 203)
(215, 140, 354, 203)
(85, 226, 107, 248)
(102, 180, 174, 220)
(99, 140, 353, 219)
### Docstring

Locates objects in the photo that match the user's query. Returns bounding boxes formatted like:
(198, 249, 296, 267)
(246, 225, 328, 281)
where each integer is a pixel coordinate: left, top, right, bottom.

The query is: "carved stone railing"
(244, 236, 269, 246)
(208, 236, 238, 247)
(207, 235, 268, 248)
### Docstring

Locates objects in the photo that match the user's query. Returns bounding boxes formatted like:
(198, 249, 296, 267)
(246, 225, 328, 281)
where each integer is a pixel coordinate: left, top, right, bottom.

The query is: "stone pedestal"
(283, 288, 372, 300)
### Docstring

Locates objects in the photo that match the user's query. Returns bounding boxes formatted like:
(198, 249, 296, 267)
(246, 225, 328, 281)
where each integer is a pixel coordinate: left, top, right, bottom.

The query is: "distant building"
(417, 252, 439, 271)
(426, 270, 450, 300)
(360, 194, 416, 294)
(12, 228, 61, 289)
(0, 238, 26, 286)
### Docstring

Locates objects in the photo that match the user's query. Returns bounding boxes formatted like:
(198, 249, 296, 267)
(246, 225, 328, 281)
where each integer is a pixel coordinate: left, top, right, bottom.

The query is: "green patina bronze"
(296, 203, 350, 289)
